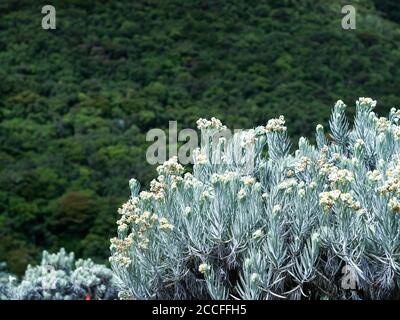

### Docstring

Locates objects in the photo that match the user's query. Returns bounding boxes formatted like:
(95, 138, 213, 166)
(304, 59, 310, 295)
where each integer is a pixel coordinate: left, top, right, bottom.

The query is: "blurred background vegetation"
(0, 0, 399, 274)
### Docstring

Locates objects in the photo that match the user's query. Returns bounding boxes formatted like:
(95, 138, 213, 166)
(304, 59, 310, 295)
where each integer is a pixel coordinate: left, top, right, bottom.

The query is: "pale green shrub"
(1, 249, 117, 300)
(111, 98, 400, 300)
(0, 262, 14, 299)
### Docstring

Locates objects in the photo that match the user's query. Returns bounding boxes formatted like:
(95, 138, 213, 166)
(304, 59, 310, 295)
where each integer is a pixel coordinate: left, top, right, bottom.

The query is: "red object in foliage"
(85, 294, 91, 300)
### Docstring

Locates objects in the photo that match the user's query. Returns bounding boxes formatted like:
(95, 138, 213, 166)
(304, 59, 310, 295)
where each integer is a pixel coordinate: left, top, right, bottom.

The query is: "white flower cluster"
(388, 197, 400, 213)
(150, 175, 166, 200)
(198, 263, 210, 274)
(240, 130, 256, 147)
(357, 97, 377, 109)
(183, 172, 203, 189)
(334, 99, 346, 111)
(264, 115, 287, 133)
(319, 190, 361, 211)
(375, 117, 391, 133)
(370, 111, 400, 141)
(156, 156, 184, 175)
(200, 188, 214, 201)
(328, 168, 354, 186)
(278, 178, 298, 192)
(193, 148, 208, 165)
(196, 117, 226, 130)
(367, 170, 382, 182)
(294, 156, 312, 173)
(211, 171, 239, 184)
(159, 217, 174, 231)
(241, 176, 256, 186)
(252, 229, 263, 239)
(377, 164, 400, 196)
(237, 188, 247, 200)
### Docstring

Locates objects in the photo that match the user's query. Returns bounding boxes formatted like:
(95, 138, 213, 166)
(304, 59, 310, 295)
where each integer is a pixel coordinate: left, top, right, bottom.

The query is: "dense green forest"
(1, 0, 399, 274)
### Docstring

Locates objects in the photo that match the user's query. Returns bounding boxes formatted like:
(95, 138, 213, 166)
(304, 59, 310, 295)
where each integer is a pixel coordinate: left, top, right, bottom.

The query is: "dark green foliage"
(372, 0, 400, 22)
(1, 0, 400, 273)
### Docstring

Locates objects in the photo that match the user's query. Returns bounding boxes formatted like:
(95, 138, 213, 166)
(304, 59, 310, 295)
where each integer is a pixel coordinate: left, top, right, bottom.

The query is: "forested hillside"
(1, 0, 399, 273)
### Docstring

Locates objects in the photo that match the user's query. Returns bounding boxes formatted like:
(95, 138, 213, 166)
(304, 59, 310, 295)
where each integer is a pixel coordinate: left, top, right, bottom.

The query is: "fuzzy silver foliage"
(111, 98, 400, 300)
(1, 249, 117, 300)
(0, 262, 14, 299)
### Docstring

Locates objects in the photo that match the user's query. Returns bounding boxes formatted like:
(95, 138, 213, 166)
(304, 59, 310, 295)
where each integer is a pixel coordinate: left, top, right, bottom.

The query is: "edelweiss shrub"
(111, 98, 400, 300)
(1, 249, 117, 300)
(0, 262, 13, 299)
